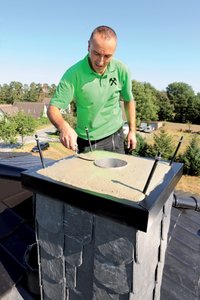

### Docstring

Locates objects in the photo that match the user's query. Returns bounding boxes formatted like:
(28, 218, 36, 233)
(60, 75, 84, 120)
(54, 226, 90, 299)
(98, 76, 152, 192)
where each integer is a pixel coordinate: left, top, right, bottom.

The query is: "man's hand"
(124, 100, 137, 151)
(47, 105, 78, 151)
(126, 131, 137, 151)
(59, 122, 78, 151)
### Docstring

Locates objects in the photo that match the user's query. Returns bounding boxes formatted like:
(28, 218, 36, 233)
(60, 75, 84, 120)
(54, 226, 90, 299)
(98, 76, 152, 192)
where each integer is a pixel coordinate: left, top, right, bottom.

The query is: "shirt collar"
(83, 54, 116, 78)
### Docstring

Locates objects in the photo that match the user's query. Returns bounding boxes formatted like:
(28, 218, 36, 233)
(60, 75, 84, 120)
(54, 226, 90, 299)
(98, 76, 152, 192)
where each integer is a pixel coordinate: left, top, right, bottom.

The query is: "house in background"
(13, 101, 49, 119)
(0, 98, 51, 121)
(0, 104, 19, 120)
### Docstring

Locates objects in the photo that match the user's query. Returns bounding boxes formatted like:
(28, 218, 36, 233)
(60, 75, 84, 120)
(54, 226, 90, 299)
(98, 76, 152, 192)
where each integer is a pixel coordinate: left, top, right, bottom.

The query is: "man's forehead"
(91, 35, 116, 52)
(93, 32, 116, 41)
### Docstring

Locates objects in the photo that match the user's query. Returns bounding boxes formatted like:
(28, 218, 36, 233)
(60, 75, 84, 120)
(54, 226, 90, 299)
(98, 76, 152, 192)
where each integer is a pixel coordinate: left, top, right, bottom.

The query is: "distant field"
(140, 121, 200, 153)
(139, 122, 200, 195)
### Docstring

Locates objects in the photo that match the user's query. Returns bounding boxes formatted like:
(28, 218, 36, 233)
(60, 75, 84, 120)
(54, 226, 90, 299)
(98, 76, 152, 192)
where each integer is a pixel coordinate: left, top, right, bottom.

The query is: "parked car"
(139, 122, 148, 132)
(31, 142, 50, 153)
(144, 125, 154, 133)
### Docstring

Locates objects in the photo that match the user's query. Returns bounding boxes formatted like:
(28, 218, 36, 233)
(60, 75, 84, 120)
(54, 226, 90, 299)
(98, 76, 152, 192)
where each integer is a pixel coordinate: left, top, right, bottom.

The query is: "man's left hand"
(126, 131, 137, 150)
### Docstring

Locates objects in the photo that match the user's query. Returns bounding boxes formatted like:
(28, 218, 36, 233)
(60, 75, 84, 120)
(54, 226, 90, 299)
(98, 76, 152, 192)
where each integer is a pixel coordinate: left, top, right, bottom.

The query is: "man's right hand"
(59, 122, 78, 151)
(47, 105, 78, 151)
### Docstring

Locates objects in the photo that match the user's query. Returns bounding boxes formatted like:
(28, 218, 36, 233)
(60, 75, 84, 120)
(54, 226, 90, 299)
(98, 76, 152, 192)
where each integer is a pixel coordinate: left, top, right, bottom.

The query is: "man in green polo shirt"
(48, 25, 137, 154)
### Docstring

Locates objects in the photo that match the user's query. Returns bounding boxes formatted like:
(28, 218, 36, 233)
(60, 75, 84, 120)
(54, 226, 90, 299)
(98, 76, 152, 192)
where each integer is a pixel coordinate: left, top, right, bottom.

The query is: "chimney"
(22, 151, 183, 299)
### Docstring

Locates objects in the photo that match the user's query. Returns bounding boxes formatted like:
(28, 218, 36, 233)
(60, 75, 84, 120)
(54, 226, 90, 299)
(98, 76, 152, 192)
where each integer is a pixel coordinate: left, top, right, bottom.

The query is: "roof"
(0, 104, 19, 117)
(42, 97, 51, 104)
(161, 190, 200, 300)
(0, 153, 54, 299)
(0, 153, 199, 299)
(13, 102, 46, 119)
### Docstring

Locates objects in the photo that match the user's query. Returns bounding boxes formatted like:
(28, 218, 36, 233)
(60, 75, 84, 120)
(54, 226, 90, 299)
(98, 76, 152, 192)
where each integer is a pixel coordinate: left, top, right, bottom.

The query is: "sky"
(0, 0, 200, 93)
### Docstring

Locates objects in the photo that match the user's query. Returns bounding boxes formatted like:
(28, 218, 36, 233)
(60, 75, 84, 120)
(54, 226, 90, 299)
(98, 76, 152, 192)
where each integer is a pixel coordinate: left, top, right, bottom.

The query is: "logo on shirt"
(109, 77, 117, 86)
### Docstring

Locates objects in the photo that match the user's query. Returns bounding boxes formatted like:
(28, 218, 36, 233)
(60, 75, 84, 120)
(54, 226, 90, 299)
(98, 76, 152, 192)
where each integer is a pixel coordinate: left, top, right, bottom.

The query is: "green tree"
(0, 82, 56, 103)
(132, 80, 159, 125)
(9, 81, 23, 103)
(13, 112, 36, 144)
(130, 133, 148, 157)
(48, 84, 57, 97)
(0, 116, 17, 143)
(24, 82, 42, 102)
(146, 129, 174, 160)
(0, 84, 11, 103)
(186, 95, 200, 124)
(63, 112, 77, 129)
(179, 135, 200, 176)
(166, 82, 195, 123)
(155, 91, 174, 121)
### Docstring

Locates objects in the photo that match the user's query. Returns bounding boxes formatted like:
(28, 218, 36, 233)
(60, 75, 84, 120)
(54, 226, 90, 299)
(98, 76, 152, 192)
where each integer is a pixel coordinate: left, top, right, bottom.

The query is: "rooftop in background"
(161, 190, 200, 299)
(0, 104, 19, 117)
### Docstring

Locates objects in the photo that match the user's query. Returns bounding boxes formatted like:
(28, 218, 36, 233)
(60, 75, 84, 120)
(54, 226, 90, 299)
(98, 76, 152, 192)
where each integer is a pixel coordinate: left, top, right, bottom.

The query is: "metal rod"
(143, 152, 161, 195)
(85, 127, 93, 152)
(35, 134, 46, 168)
(169, 136, 183, 166)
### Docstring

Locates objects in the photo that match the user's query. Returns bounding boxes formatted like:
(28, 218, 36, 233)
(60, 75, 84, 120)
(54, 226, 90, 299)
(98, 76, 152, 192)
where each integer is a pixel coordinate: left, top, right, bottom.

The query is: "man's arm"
(124, 100, 137, 150)
(47, 105, 77, 151)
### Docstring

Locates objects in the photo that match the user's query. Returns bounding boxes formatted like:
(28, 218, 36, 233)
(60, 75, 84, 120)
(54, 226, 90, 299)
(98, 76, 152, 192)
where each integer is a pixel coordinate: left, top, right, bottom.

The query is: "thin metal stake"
(85, 127, 93, 152)
(35, 134, 46, 168)
(143, 152, 161, 195)
(169, 136, 183, 166)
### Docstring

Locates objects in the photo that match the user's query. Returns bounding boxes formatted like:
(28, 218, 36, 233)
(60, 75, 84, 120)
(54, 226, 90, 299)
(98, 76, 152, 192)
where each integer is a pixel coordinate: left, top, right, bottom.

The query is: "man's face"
(88, 33, 117, 74)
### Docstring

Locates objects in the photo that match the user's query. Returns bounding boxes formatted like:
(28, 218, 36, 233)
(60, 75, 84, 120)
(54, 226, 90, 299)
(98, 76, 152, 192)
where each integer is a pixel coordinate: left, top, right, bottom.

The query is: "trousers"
(77, 127, 125, 154)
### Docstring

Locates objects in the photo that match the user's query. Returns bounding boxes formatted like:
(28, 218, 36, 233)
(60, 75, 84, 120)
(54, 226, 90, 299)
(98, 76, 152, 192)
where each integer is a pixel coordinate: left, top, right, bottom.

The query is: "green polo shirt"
(50, 55, 133, 140)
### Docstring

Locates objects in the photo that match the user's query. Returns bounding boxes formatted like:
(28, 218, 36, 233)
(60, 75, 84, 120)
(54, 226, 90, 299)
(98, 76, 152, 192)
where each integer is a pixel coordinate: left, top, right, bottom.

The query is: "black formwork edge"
(139, 162, 183, 231)
(21, 162, 183, 233)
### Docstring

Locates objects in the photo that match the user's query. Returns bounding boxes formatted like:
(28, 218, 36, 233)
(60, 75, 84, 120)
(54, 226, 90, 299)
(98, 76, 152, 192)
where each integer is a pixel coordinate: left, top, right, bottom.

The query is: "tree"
(146, 129, 174, 160)
(132, 80, 159, 125)
(26, 82, 42, 102)
(166, 82, 195, 123)
(179, 135, 200, 176)
(13, 112, 36, 144)
(9, 81, 23, 103)
(48, 84, 57, 97)
(186, 95, 200, 124)
(0, 116, 17, 143)
(129, 133, 148, 157)
(0, 84, 11, 104)
(155, 91, 174, 121)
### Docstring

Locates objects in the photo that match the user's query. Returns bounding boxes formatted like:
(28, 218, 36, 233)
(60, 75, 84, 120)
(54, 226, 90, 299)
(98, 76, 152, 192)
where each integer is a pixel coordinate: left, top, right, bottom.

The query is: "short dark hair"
(89, 25, 117, 41)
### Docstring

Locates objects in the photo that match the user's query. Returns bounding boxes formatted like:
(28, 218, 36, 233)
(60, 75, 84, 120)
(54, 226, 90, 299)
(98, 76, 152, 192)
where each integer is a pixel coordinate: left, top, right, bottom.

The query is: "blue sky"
(0, 0, 200, 93)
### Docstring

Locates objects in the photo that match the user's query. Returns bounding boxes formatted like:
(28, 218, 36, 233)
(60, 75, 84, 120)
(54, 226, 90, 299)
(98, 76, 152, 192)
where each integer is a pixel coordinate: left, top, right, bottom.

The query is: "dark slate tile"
(176, 211, 200, 234)
(171, 207, 183, 219)
(161, 274, 198, 300)
(0, 208, 23, 240)
(181, 209, 200, 225)
(163, 254, 199, 296)
(162, 193, 200, 300)
(170, 223, 200, 252)
(0, 249, 23, 296)
(36, 195, 63, 233)
(37, 226, 64, 258)
(1, 223, 35, 267)
(167, 237, 199, 269)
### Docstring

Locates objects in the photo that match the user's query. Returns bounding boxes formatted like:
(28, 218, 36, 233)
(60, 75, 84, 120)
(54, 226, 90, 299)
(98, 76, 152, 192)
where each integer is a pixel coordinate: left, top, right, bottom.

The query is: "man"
(48, 25, 137, 153)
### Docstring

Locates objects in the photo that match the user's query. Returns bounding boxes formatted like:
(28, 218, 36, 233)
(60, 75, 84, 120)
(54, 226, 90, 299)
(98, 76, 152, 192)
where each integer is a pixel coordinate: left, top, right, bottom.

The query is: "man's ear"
(88, 40, 90, 52)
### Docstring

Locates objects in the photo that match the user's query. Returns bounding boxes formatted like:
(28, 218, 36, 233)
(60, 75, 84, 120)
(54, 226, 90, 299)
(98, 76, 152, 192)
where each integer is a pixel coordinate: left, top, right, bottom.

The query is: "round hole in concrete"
(197, 229, 200, 237)
(94, 158, 127, 168)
